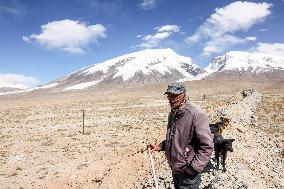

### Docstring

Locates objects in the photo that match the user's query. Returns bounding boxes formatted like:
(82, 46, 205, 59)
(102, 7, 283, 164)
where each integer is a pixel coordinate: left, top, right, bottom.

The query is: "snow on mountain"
(3, 49, 283, 96)
(50, 48, 205, 90)
(0, 83, 59, 96)
(63, 79, 103, 91)
(205, 51, 284, 73)
(42, 50, 284, 92)
(82, 48, 202, 80)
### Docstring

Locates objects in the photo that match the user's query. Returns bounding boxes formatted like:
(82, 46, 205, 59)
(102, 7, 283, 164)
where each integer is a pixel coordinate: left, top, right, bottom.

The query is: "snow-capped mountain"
(49, 48, 205, 91)
(2, 49, 284, 96)
(205, 51, 284, 80)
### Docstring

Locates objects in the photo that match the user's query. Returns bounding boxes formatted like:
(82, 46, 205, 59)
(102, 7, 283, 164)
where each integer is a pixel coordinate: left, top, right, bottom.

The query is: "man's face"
(166, 92, 186, 110)
(166, 93, 179, 101)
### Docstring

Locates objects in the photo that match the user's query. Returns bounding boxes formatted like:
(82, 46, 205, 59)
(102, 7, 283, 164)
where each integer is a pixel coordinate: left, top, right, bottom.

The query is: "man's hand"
(146, 144, 160, 152)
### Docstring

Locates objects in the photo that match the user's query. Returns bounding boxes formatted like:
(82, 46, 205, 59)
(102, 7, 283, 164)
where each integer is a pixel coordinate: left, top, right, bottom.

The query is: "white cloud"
(255, 43, 284, 57)
(186, 33, 200, 43)
(0, 73, 40, 89)
(23, 19, 106, 54)
(202, 35, 258, 56)
(202, 35, 248, 56)
(137, 25, 180, 48)
(22, 36, 31, 43)
(140, 0, 156, 10)
(246, 36, 257, 41)
(185, 1, 272, 55)
(155, 25, 180, 33)
(186, 1, 271, 42)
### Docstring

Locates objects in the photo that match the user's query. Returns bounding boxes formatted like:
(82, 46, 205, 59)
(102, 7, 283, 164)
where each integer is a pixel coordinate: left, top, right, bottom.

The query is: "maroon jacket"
(160, 102, 213, 174)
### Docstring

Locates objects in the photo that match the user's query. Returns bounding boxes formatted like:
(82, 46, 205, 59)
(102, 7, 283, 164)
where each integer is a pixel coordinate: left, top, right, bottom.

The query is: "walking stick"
(148, 147, 159, 189)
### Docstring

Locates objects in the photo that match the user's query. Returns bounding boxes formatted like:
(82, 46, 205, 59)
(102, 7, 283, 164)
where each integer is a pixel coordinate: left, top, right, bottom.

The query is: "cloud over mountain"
(255, 43, 284, 57)
(185, 1, 272, 55)
(137, 25, 180, 49)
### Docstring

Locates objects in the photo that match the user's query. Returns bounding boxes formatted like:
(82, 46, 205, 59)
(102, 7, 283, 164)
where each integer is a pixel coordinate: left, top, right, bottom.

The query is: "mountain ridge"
(205, 51, 284, 73)
(205, 50, 284, 80)
(48, 48, 205, 90)
(1, 49, 284, 95)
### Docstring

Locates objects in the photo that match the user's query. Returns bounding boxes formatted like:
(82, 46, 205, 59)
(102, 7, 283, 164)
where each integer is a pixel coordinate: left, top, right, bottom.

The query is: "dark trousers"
(172, 172, 201, 189)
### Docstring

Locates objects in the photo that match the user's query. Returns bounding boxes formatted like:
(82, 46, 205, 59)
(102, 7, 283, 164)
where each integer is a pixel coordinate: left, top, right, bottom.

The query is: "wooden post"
(82, 110, 85, 134)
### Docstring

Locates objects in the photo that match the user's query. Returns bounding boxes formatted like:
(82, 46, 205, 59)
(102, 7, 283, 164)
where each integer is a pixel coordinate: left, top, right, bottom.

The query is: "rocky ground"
(0, 80, 283, 189)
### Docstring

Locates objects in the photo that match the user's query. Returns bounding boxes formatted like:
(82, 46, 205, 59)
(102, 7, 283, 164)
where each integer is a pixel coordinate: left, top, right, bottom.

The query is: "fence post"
(82, 110, 85, 134)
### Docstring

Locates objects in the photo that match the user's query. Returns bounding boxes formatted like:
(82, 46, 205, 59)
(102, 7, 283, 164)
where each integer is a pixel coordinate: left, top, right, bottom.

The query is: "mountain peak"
(205, 51, 284, 73)
(48, 48, 205, 91)
(225, 50, 284, 59)
(111, 48, 182, 62)
(135, 48, 176, 54)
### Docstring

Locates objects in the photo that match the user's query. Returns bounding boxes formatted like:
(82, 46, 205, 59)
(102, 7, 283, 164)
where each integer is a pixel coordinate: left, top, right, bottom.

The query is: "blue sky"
(0, 0, 283, 88)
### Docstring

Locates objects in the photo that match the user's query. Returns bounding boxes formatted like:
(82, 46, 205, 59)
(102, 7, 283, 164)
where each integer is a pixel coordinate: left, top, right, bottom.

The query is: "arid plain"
(0, 80, 283, 189)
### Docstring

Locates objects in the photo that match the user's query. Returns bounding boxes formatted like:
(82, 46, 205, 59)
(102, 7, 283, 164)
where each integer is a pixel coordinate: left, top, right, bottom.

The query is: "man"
(149, 83, 213, 189)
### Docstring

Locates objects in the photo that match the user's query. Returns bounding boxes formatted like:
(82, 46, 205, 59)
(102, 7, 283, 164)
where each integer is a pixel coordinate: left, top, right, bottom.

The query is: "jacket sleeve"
(159, 140, 166, 151)
(190, 112, 213, 172)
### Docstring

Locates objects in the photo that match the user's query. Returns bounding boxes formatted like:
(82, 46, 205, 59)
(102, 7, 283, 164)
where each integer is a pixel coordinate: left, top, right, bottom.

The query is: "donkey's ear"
(230, 139, 235, 142)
